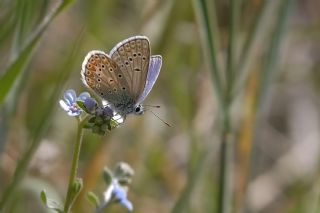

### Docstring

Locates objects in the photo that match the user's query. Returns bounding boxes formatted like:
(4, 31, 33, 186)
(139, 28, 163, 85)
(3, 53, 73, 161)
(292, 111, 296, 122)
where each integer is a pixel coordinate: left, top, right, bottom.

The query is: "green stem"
(226, 0, 239, 100)
(217, 108, 234, 213)
(192, 0, 224, 109)
(63, 118, 85, 213)
(232, 0, 272, 97)
(257, 0, 295, 107)
(217, 0, 240, 212)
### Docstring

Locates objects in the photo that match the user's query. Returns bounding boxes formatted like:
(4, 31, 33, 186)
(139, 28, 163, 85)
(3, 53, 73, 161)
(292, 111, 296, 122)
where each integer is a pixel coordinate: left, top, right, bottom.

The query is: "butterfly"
(81, 36, 162, 120)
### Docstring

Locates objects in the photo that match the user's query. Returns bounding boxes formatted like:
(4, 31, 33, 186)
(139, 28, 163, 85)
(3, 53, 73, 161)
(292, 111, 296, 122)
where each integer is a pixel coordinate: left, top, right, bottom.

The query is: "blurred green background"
(0, 0, 320, 212)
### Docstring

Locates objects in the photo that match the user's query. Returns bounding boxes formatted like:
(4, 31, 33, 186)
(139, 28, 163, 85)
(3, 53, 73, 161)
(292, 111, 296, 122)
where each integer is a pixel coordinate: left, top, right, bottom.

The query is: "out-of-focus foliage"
(0, 0, 320, 212)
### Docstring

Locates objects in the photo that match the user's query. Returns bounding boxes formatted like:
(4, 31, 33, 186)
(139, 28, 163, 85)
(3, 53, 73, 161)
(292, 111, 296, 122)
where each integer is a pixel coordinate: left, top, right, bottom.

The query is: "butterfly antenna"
(145, 109, 171, 127)
(144, 104, 161, 108)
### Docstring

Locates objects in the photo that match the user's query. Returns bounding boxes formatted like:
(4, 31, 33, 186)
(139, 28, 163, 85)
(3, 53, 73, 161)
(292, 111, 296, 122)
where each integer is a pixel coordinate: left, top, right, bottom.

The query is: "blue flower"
(83, 97, 97, 113)
(103, 180, 133, 211)
(59, 89, 90, 116)
(96, 106, 114, 119)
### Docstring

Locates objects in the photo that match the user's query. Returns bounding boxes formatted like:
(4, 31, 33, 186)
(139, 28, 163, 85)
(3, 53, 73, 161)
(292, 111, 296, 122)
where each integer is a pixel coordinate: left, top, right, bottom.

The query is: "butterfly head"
(134, 104, 144, 115)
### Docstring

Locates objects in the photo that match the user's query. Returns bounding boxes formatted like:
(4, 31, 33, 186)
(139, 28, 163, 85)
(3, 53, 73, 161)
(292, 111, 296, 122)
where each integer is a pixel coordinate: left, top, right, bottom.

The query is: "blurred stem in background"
(193, 0, 239, 212)
(193, 0, 295, 212)
(0, 0, 78, 208)
(236, 1, 295, 212)
(192, 0, 223, 110)
(257, 0, 295, 107)
(232, 0, 273, 98)
(217, 0, 240, 212)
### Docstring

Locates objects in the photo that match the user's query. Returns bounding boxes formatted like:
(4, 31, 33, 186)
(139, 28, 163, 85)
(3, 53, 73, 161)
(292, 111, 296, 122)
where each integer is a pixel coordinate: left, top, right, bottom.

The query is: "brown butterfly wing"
(110, 36, 150, 102)
(81, 50, 131, 107)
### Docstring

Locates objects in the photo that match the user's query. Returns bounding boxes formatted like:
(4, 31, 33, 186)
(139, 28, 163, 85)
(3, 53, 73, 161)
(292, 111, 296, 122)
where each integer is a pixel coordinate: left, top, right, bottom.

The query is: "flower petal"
(78, 92, 91, 102)
(84, 98, 97, 113)
(67, 110, 81, 116)
(64, 89, 77, 104)
(59, 100, 70, 111)
(120, 199, 133, 211)
(113, 185, 132, 211)
(103, 184, 114, 203)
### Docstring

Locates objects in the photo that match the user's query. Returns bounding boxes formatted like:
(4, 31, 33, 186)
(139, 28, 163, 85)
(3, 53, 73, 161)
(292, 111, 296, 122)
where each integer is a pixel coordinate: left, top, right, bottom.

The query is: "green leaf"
(40, 190, 63, 213)
(87, 191, 100, 207)
(102, 167, 113, 185)
(72, 178, 83, 195)
(63, 178, 83, 212)
(0, 37, 39, 104)
(76, 100, 90, 114)
(40, 190, 47, 205)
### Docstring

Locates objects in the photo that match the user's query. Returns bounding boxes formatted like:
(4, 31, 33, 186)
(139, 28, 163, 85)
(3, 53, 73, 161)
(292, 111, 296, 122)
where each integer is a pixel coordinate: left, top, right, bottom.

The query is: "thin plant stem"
(226, 0, 240, 100)
(63, 117, 85, 213)
(218, 123, 234, 213)
(232, 0, 272, 95)
(257, 0, 295, 107)
(192, 0, 224, 109)
(217, 0, 240, 212)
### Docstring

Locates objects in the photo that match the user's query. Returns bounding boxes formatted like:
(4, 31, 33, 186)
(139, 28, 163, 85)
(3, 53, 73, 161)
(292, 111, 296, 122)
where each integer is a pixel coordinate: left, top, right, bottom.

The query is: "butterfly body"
(81, 36, 162, 119)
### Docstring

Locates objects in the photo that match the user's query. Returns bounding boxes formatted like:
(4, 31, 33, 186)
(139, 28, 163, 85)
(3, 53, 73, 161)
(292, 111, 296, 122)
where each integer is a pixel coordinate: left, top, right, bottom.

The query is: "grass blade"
(0, 0, 75, 105)
(192, 0, 224, 108)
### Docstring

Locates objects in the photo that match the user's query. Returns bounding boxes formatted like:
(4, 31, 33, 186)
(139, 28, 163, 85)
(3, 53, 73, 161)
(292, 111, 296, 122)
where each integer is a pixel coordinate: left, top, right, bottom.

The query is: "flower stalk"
(63, 117, 85, 213)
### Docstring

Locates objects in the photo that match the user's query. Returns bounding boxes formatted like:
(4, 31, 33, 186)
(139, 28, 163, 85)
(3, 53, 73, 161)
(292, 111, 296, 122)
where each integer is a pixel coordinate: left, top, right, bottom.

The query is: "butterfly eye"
(109, 79, 113, 83)
(109, 68, 113, 72)
(100, 92, 104, 96)
(134, 105, 144, 115)
(138, 53, 141, 56)
(129, 57, 133, 61)
(122, 87, 126, 90)
(133, 53, 137, 57)
(113, 88, 117, 92)
(118, 74, 122, 78)
(142, 57, 146, 60)
(125, 61, 129, 65)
